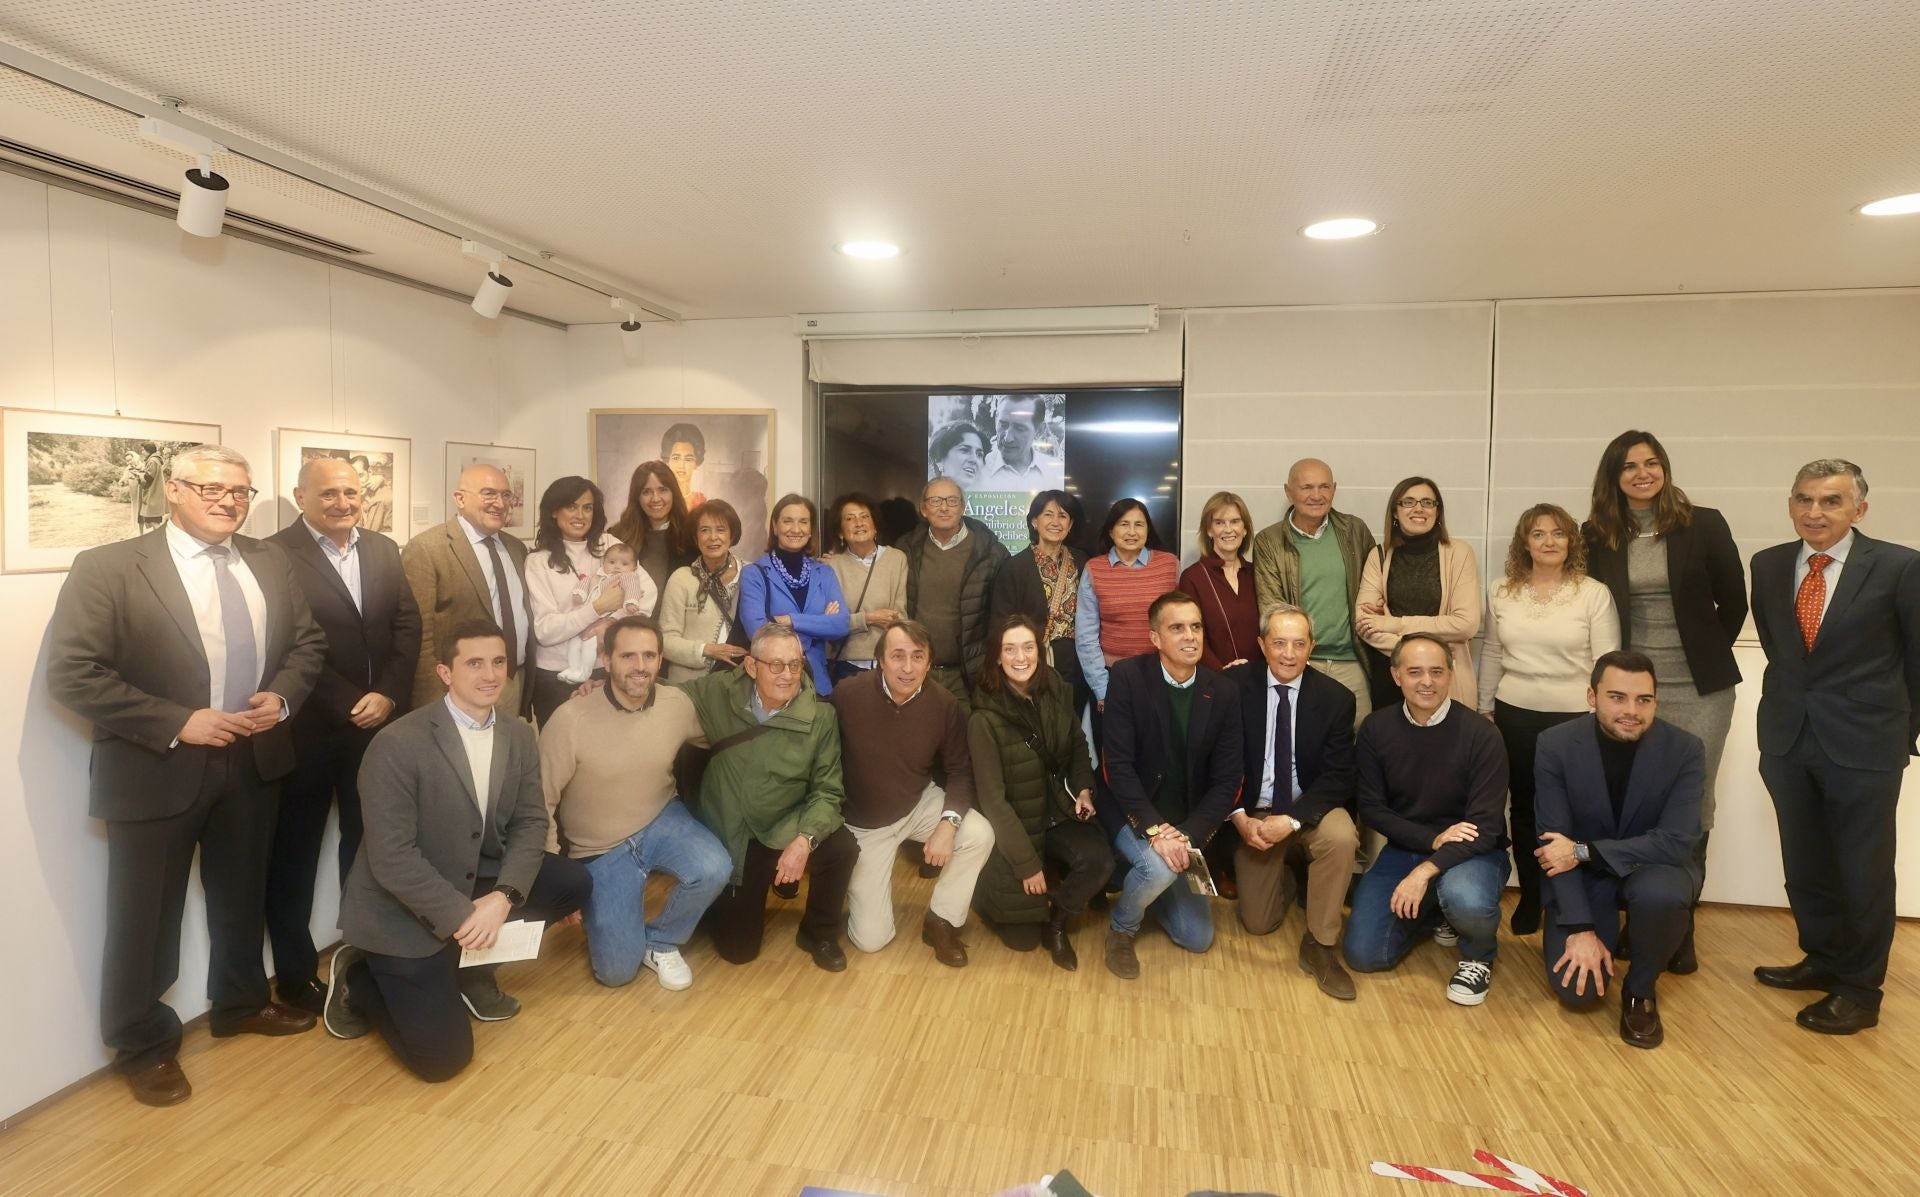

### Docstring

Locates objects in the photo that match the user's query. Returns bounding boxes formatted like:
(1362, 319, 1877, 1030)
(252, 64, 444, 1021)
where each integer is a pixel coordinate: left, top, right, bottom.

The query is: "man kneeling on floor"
(326, 619, 591, 1081)
(1343, 633, 1510, 1006)
(1534, 649, 1704, 1048)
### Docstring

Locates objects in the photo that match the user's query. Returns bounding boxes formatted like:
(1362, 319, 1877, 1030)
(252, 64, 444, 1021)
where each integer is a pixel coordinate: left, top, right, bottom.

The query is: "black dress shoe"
(1755, 959, 1835, 991)
(795, 928, 847, 972)
(123, 1059, 192, 1107)
(1797, 993, 1879, 1035)
(1043, 917, 1078, 972)
(278, 977, 327, 1016)
(1619, 993, 1664, 1049)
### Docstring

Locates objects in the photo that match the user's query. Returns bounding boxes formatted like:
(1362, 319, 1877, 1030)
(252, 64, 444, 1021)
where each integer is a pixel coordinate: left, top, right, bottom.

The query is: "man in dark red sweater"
(829, 620, 993, 966)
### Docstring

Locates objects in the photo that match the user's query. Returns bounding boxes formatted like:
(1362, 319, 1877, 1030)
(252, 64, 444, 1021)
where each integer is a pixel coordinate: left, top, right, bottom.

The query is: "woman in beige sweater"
(658, 499, 748, 682)
(821, 493, 908, 685)
(1354, 476, 1482, 707)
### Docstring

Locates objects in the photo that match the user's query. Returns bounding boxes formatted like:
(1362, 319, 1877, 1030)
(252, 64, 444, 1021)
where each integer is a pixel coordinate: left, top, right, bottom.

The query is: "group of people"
(44, 427, 1915, 1106)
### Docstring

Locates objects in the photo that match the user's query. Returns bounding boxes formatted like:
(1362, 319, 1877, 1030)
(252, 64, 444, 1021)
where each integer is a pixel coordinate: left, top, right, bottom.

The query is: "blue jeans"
(1108, 827, 1214, 952)
(579, 800, 732, 986)
(1343, 844, 1509, 971)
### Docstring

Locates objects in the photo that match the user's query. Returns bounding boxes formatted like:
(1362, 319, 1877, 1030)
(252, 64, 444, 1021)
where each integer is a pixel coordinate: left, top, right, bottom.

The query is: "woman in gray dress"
(1584, 429, 1748, 969)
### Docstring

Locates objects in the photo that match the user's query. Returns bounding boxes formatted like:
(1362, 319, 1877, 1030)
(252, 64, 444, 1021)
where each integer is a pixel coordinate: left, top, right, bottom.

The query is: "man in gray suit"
(324, 619, 589, 1082)
(46, 444, 327, 1107)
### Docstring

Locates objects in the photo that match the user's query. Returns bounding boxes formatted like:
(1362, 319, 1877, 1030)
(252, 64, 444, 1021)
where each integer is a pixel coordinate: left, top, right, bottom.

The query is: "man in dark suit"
(1533, 650, 1704, 1049)
(1750, 459, 1920, 1034)
(403, 464, 532, 717)
(262, 456, 422, 1014)
(46, 445, 327, 1107)
(1224, 603, 1360, 1000)
(1097, 591, 1243, 979)
(323, 619, 589, 1081)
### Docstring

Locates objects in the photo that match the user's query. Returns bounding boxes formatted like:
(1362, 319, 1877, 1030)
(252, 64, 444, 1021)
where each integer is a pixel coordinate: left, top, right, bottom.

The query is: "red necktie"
(1795, 552, 1833, 652)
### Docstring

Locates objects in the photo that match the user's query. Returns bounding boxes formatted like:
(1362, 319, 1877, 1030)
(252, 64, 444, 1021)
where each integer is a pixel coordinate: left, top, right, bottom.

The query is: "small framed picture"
(1, 407, 222, 574)
(274, 428, 413, 544)
(444, 441, 537, 543)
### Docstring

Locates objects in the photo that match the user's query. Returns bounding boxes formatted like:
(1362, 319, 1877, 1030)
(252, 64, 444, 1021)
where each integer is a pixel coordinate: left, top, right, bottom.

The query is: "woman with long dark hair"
(988, 489, 1089, 701)
(523, 475, 647, 726)
(606, 459, 693, 612)
(737, 493, 849, 695)
(1179, 490, 1260, 672)
(1354, 476, 1482, 707)
(1075, 498, 1178, 713)
(969, 615, 1103, 969)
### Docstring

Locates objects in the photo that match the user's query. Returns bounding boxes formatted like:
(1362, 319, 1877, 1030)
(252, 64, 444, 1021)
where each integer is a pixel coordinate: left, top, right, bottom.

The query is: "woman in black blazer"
(1583, 430, 1747, 937)
(988, 490, 1089, 710)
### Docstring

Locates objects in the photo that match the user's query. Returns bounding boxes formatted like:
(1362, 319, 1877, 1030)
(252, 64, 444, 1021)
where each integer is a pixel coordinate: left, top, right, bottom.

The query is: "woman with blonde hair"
(1479, 502, 1619, 935)
(1179, 491, 1259, 672)
(1354, 477, 1481, 707)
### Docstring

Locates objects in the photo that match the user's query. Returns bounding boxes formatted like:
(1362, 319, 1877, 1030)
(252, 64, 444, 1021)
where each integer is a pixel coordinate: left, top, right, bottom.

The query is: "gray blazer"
(45, 526, 326, 820)
(341, 699, 549, 958)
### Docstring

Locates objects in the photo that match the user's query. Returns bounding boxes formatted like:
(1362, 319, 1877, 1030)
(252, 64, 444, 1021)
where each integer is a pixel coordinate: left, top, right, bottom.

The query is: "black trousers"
(1493, 702, 1583, 913)
(265, 723, 374, 988)
(1759, 728, 1902, 1010)
(349, 853, 591, 1082)
(1043, 819, 1114, 920)
(530, 667, 580, 729)
(704, 827, 857, 963)
(1543, 864, 1692, 1003)
(103, 747, 276, 1071)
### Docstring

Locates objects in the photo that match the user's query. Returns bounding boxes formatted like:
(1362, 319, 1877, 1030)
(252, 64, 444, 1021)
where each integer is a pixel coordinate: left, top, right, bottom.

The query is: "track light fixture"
(612, 297, 645, 333)
(137, 115, 230, 238)
(462, 239, 513, 318)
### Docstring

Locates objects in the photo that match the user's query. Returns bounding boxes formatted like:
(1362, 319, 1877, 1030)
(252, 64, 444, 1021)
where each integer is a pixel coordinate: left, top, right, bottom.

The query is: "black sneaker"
(323, 946, 370, 1040)
(1447, 960, 1493, 1006)
(1431, 919, 1459, 948)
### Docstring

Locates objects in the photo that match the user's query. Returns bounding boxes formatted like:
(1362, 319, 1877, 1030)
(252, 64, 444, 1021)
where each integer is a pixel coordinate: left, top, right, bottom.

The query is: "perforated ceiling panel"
(1, 0, 1916, 318)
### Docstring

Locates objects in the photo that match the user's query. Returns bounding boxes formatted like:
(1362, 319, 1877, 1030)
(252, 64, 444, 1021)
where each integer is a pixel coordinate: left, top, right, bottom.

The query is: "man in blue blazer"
(1749, 459, 1920, 1034)
(1096, 591, 1243, 979)
(1534, 650, 1704, 1049)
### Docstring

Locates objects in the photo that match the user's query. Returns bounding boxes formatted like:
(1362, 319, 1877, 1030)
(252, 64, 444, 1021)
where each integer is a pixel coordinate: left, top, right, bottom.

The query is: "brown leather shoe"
(124, 1059, 192, 1107)
(1104, 929, 1140, 980)
(1298, 932, 1357, 1001)
(210, 1001, 317, 1039)
(921, 913, 969, 968)
(1620, 993, 1664, 1049)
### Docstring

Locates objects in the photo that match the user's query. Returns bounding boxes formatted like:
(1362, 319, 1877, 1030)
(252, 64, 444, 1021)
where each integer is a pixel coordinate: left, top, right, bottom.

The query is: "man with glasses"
(47, 445, 327, 1106)
(898, 476, 1009, 708)
(678, 623, 858, 970)
(403, 464, 533, 717)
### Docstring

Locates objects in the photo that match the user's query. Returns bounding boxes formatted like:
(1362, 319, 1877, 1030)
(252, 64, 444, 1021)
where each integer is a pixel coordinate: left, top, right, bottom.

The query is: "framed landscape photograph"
(274, 428, 413, 545)
(1, 408, 221, 574)
(445, 441, 537, 542)
(590, 408, 775, 559)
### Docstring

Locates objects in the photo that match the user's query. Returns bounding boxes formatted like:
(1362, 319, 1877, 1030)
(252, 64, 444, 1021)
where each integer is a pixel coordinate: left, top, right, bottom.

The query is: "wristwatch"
(1574, 842, 1592, 864)
(1145, 823, 1165, 838)
(939, 811, 964, 829)
(493, 884, 525, 906)
(803, 832, 819, 850)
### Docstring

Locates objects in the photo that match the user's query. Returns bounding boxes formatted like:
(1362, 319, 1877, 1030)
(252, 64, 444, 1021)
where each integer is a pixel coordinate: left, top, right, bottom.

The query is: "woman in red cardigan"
(1179, 490, 1259, 672)
(1074, 498, 1179, 712)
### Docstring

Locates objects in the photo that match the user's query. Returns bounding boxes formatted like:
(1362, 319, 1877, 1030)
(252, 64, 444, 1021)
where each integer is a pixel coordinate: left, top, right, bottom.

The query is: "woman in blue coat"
(738, 493, 850, 695)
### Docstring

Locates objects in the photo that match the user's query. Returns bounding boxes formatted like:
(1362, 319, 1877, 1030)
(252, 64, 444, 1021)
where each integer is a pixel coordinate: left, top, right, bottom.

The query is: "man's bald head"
(1284, 457, 1337, 532)
(453, 463, 511, 533)
(294, 456, 363, 543)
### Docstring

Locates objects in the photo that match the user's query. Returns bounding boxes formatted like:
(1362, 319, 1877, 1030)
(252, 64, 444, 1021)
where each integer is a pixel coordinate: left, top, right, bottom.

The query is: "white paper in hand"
(459, 919, 546, 968)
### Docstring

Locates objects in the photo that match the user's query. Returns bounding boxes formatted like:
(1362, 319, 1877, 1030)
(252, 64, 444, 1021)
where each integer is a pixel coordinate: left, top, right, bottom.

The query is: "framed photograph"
(1, 407, 222, 574)
(445, 441, 537, 542)
(590, 408, 776, 559)
(273, 428, 413, 545)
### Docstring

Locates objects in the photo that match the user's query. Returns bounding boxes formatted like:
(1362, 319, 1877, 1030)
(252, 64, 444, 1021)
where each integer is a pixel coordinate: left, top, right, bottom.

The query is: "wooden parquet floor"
(2, 878, 1915, 1197)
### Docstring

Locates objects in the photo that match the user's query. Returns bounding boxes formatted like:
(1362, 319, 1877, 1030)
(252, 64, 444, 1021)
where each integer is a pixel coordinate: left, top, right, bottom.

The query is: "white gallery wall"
(0, 170, 801, 1122)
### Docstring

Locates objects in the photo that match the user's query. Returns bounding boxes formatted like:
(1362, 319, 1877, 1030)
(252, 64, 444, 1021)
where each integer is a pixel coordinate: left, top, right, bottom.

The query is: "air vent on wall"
(0, 136, 369, 256)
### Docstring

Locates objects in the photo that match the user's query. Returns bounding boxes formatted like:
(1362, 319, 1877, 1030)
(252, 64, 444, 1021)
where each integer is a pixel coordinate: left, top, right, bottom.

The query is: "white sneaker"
(643, 947, 693, 991)
(1447, 960, 1492, 1006)
(1431, 919, 1459, 948)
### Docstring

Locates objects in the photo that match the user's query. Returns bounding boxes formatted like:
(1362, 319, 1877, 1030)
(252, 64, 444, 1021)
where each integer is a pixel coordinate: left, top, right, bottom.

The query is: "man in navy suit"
(1096, 591, 1243, 979)
(1533, 650, 1704, 1049)
(1224, 603, 1360, 1000)
(263, 456, 422, 1014)
(1749, 459, 1920, 1034)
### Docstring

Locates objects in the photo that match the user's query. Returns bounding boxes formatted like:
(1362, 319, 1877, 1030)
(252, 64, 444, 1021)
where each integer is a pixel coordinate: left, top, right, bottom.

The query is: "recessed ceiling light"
(1301, 217, 1380, 240)
(1859, 192, 1920, 217)
(837, 240, 902, 259)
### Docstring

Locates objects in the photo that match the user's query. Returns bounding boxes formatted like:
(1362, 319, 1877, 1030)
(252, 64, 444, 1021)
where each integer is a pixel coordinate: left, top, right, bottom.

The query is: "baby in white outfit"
(560, 543, 652, 683)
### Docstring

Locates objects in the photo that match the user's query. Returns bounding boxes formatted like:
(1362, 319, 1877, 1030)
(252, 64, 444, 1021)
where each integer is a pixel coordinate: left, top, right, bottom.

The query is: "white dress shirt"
(1404, 697, 1453, 726)
(444, 695, 496, 819)
(1794, 531, 1855, 623)
(458, 514, 530, 655)
(1257, 668, 1303, 810)
(304, 518, 363, 611)
(166, 520, 268, 712)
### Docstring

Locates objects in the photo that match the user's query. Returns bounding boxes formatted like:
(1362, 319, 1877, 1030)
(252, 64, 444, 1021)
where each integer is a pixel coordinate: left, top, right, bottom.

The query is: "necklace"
(768, 551, 812, 590)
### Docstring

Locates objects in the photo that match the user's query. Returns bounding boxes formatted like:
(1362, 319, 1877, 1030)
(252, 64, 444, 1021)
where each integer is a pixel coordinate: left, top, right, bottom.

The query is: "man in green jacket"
(1251, 458, 1379, 732)
(677, 623, 857, 971)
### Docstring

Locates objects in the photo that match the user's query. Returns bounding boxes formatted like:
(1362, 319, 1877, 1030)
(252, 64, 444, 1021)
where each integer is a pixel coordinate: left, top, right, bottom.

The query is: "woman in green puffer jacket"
(968, 615, 1107, 970)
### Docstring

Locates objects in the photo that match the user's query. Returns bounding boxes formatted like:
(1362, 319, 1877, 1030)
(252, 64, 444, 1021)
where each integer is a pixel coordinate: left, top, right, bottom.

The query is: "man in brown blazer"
(46, 445, 327, 1107)
(402, 463, 532, 717)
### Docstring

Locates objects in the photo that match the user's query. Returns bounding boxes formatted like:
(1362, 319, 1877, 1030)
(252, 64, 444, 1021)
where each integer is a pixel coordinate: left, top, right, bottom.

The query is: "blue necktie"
(1271, 682, 1293, 813)
(209, 545, 258, 712)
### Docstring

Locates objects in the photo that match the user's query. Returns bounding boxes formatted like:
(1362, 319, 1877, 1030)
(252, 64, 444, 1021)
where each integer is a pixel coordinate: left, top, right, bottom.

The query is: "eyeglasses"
(1397, 497, 1438, 511)
(924, 496, 963, 510)
(752, 658, 806, 675)
(176, 482, 258, 503)
(462, 488, 509, 503)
